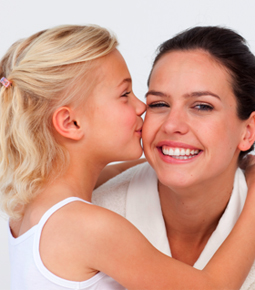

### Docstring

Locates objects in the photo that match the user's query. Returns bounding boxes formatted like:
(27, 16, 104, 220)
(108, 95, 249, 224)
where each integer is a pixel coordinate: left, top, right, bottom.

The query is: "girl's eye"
(193, 103, 213, 111)
(121, 91, 131, 97)
(148, 102, 169, 108)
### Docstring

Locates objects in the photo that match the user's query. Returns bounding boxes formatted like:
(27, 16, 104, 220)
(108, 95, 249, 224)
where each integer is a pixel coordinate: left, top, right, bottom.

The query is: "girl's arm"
(90, 160, 255, 289)
(95, 158, 146, 188)
(89, 162, 255, 289)
(80, 187, 255, 290)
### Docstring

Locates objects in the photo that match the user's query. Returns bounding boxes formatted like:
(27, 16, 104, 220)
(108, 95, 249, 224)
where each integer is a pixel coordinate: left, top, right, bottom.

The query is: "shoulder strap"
(38, 197, 91, 228)
(33, 197, 93, 286)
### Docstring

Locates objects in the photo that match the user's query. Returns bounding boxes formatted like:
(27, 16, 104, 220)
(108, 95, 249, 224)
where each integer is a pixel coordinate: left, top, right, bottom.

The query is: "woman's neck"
(158, 169, 236, 265)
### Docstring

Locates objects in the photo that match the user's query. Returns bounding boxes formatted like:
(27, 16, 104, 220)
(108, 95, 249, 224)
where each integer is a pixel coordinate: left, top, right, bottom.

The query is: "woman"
(93, 26, 255, 289)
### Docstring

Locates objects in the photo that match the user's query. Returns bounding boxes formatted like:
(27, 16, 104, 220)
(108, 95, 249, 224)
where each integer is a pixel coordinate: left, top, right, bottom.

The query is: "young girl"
(1, 24, 255, 290)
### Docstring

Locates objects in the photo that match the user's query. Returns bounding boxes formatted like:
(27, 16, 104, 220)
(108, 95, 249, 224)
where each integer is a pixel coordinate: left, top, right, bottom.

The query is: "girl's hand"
(241, 154, 255, 188)
(95, 158, 146, 189)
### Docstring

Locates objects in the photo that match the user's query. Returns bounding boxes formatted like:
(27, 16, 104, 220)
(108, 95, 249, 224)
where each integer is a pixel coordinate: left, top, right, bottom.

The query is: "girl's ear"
(238, 112, 255, 151)
(52, 107, 84, 140)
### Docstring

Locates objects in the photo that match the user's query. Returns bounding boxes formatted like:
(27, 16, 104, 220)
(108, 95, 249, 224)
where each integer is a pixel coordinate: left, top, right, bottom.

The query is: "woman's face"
(142, 49, 248, 189)
(80, 49, 146, 164)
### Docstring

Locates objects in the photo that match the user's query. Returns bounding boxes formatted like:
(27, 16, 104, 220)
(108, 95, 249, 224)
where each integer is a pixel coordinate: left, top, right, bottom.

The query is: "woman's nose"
(162, 108, 189, 135)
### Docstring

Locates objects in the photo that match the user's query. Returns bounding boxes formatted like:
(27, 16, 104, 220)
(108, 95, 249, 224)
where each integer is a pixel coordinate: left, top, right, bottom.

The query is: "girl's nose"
(134, 95, 147, 116)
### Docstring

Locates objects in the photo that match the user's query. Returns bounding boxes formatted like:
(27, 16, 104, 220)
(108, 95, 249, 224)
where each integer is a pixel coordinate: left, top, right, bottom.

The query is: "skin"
(9, 48, 255, 290)
(143, 49, 255, 265)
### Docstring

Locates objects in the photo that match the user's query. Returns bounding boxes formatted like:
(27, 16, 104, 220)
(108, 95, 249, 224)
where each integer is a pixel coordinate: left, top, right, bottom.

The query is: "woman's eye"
(148, 102, 169, 108)
(193, 103, 213, 111)
(121, 91, 131, 97)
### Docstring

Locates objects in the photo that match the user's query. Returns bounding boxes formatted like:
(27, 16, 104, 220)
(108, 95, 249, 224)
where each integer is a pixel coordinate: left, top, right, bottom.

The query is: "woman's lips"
(156, 142, 202, 162)
(161, 146, 200, 159)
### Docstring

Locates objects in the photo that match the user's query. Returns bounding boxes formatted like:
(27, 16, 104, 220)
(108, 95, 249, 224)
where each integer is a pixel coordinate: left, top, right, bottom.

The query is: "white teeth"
(162, 146, 200, 159)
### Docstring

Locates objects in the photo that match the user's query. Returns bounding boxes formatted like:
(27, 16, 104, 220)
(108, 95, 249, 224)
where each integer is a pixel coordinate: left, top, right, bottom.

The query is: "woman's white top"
(93, 162, 255, 290)
(8, 197, 125, 290)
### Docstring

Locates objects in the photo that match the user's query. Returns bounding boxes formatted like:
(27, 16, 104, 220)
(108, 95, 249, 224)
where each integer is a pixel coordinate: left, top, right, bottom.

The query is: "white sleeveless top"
(8, 197, 125, 290)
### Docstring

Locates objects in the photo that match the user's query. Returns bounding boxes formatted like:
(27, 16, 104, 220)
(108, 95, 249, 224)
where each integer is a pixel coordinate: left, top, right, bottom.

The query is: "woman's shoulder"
(92, 162, 149, 216)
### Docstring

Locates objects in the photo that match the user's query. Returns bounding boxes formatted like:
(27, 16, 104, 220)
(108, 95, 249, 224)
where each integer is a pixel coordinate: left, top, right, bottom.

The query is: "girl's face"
(80, 49, 146, 164)
(142, 50, 249, 190)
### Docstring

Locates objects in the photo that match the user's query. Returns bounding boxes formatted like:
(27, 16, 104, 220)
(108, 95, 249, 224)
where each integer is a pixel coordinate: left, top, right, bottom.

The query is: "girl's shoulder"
(38, 197, 127, 281)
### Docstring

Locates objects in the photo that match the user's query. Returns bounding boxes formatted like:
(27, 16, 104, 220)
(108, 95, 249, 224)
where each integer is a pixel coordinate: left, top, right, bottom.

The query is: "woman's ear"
(238, 112, 255, 151)
(52, 107, 84, 140)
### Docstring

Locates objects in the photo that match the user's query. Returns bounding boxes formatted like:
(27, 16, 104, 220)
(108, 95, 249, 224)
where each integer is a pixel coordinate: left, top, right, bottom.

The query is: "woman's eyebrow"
(145, 90, 220, 100)
(185, 91, 221, 100)
(145, 90, 168, 98)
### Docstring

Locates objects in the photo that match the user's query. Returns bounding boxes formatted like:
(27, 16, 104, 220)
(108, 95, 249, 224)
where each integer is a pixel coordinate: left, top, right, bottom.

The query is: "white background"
(1, 0, 255, 288)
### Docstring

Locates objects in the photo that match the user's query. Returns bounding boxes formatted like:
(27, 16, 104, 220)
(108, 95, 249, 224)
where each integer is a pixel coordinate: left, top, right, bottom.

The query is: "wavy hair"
(0, 25, 118, 219)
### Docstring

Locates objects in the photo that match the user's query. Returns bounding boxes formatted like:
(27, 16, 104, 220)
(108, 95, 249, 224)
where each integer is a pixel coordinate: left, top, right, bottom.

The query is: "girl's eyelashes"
(121, 91, 131, 97)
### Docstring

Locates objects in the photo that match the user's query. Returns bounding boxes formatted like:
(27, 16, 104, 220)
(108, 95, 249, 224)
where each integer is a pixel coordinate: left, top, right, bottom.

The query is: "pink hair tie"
(0, 77, 12, 88)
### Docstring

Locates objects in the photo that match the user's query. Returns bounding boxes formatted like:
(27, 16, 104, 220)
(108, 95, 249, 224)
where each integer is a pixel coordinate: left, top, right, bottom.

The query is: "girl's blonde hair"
(0, 25, 118, 219)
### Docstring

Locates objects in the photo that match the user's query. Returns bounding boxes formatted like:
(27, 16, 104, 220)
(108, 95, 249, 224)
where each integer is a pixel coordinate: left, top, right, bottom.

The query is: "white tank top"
(8, 197, 125, 290)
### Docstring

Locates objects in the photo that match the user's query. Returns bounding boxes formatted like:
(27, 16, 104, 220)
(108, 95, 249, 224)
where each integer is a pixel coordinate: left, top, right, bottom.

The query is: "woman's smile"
(142, 49, 247, 189)
(161, 146, 200, 159)
(156, 140, 202, 163)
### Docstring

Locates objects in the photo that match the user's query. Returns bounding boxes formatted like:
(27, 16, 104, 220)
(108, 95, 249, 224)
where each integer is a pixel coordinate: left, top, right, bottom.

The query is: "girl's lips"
(135, 126, 143, 137)
(136, 125, 143, 132)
